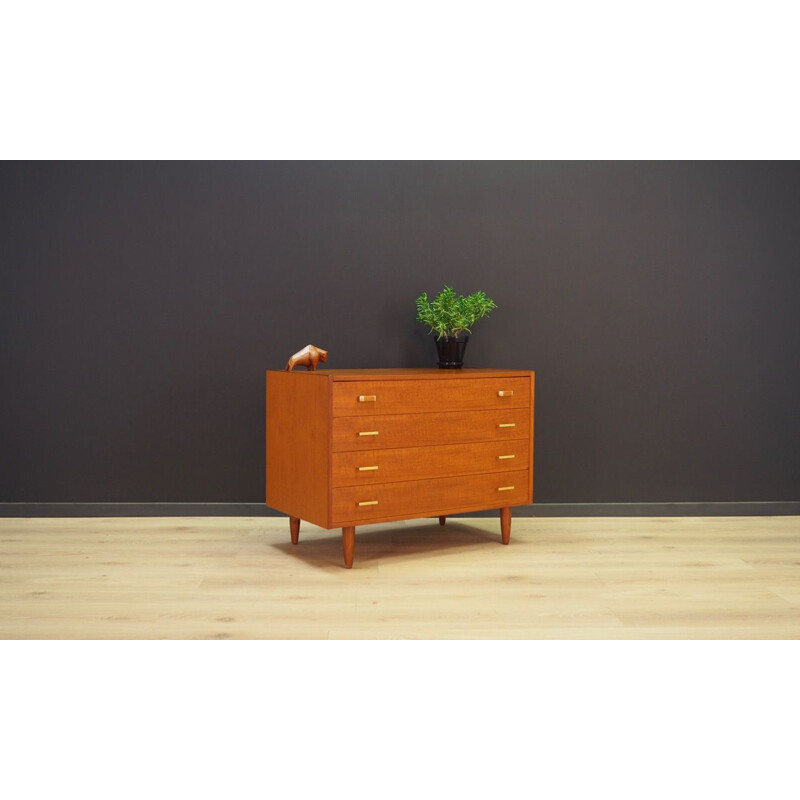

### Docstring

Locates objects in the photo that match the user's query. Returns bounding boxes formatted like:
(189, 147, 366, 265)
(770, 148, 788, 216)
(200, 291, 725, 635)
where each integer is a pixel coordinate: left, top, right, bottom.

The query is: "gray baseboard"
(0, 503, 270, 518)
(520, 502, 800, 517)
(1, 502, 799, 518)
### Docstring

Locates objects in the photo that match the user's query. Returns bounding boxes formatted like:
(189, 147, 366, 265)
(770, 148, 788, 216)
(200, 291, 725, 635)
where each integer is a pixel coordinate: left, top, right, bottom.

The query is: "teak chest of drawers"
(266, 368, 535, 568)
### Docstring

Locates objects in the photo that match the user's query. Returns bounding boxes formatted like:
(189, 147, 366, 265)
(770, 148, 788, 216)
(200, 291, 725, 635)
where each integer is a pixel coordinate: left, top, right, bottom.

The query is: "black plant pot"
(434, 335, 469, 368)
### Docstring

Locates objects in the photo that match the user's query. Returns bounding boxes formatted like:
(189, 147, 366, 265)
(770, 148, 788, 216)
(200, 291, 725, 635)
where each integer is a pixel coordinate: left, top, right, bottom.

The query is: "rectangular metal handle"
(498, 390, 514, 397)
(358, 466, 379, 471)
(358, 395, 377, 403)
(358, 431, 379, 436)
(497, 423, 516, 428)
(498, 454, 516, 460)
(358, 500, 379, 506)
(497, 486, 515, 492)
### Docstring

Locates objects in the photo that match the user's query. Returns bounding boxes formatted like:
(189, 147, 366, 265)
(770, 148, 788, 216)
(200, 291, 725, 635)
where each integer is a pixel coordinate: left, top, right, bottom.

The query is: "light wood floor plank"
(1, 515, 799, 639)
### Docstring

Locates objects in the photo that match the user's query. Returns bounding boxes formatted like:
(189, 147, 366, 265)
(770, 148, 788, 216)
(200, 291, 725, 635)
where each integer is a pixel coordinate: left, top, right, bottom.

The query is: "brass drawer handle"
(498, 423, 516, 428)
(358, 431, 379, 436)
(358, 466, 379, 471)
(498, 454, 516, 460)
(498, 390, 514, 397)
(497, 486, 515, 492)
(358, 395, 377, 403)
(358, 500, 379, 507)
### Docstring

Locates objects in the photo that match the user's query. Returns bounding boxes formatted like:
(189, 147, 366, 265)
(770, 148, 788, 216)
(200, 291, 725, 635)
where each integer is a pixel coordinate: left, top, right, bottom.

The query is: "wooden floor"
(1, 515, 799, 639)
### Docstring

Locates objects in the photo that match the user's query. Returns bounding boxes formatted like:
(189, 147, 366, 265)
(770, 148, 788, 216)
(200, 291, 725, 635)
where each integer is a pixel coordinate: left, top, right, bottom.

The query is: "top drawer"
(332, 377, 531, 417)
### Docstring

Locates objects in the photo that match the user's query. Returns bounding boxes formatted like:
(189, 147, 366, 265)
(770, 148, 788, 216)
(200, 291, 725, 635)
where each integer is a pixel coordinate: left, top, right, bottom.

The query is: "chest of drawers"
(266, 368, 535, 568)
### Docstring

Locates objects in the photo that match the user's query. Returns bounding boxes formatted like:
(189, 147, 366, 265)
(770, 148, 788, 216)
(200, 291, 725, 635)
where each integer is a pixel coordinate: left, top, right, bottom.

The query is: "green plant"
(415, 285, 497, 340)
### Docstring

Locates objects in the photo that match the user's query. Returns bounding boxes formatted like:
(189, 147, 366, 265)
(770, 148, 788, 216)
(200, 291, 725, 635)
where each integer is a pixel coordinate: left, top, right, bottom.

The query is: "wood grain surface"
(321, 368, 533, 380)
(331, 470, 529, 526)
(332, 377, 531, 417)
(2, 515, 799, 639)
(266, 371, 330, 527)
(332, 439, 530, 487)
(332, 407, 531, 452)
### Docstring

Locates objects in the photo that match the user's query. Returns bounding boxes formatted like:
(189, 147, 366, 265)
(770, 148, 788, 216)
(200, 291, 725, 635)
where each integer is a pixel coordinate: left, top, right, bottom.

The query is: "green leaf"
(414, 286, 497, 339)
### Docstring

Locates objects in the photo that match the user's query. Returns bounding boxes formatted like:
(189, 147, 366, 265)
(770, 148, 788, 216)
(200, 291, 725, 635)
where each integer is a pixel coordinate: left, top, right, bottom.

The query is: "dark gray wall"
(2, 161, 799, 506)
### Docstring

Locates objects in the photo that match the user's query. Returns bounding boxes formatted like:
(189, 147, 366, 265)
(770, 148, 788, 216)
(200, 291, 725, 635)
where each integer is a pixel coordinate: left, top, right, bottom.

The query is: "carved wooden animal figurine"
(285, 344, 328, 371)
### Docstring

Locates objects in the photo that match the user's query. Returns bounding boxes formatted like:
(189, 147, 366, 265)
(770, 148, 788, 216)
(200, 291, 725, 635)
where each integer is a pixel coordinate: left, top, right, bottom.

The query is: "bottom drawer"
(332, 469, 530, 525)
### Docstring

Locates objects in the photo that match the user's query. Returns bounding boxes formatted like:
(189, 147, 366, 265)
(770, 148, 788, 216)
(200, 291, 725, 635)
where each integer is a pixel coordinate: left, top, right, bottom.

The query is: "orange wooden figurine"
(285, 344, 328, 371)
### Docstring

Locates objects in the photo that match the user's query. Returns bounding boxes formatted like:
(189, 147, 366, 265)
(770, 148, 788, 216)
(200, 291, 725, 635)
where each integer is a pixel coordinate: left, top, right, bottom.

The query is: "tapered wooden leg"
(342, 526, 355, 569)
(500, 507, 511, 545)
(289, 516, 300, 545)
(439, 516, 446, 526)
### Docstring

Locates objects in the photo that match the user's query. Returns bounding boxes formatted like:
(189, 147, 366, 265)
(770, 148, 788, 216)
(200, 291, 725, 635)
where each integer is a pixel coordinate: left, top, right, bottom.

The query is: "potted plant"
(415, 285, 497, 368)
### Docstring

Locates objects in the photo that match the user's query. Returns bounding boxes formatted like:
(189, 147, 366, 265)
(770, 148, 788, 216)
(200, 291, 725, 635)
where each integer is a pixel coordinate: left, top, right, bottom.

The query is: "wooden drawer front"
(332, 439, 530, 487)
(332, 377, 530, 417)
(332, 470, 530, 525)
(332, 407, 531, 452)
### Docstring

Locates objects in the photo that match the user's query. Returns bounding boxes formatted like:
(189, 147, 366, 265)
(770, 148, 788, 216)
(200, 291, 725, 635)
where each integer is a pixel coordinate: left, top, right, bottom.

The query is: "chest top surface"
(267, 368, 533, 381)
